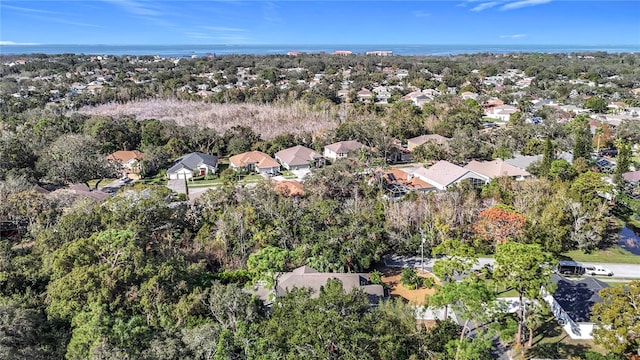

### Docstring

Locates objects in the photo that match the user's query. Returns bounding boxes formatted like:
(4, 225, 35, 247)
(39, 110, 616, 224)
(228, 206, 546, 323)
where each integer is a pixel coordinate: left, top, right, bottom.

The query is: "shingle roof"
(407, 134, 451, 147)
(167, 152, 218, 174)
(229, 151, 279, 169)
(106, 150, 145, 163)
(275, 145, 322, 167)
(504, 154, 543, 170)
(276, 266, 385, 304)
(551, 274, 609, 322)
(413, 160, 474, 188)
(464, 159, 530, 179)
(623, 170, 640, 182)
(324, 140, 365, 154)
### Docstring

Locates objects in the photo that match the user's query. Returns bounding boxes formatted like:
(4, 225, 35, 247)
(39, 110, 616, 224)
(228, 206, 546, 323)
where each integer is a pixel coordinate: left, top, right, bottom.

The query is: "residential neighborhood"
(1, 50, 640, 360)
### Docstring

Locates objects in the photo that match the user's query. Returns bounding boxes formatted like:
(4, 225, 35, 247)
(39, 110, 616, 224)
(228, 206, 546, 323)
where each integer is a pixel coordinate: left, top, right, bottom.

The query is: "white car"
(583, 265, 613, 277)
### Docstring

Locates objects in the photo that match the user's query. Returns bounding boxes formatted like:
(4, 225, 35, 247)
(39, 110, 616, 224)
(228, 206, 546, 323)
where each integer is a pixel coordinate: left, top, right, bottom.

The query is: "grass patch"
(281, 170, 297, 179)
(561, 245, 640, 265)
(87, 178, 117, 188)
(140, 172, 168, 186)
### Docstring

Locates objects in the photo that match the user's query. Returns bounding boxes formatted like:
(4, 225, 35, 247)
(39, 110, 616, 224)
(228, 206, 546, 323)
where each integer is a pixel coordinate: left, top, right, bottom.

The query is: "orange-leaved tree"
(472, 205, 526, 250)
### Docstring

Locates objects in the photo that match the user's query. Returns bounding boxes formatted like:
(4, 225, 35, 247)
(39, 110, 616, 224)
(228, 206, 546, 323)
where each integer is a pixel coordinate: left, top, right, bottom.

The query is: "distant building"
(365, 50, 393, 56)
(333, 50, 353, 56)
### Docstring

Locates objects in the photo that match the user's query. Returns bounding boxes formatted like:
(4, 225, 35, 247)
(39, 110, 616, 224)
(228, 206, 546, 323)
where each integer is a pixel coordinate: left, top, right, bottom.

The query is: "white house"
(166, 152, 218, 180)
(543, 274, 609, 340)
(323, 140, 366, 160)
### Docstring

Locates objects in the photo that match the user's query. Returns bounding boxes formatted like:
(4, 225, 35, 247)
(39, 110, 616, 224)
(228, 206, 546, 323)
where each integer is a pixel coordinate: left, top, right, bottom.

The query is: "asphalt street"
(383, 254, 640, 279)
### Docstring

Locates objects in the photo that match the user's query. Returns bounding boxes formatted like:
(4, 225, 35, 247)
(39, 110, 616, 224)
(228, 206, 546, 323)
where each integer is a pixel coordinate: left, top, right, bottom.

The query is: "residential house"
(379, 168, 436, 197)
(386, 139, 412, 164)
(407, 134, 451, 152)
(166, 152, 218, 180)
(543, 274, 609, 340)
(402, 91, 432, 107)
(623, 170, 640, 183)
(504, 154, 543, 172)
(413, 160, 488, 190)
(460, 91, 478, 100)
(106, 150, 145, 175)
(464, 159, 531, 181)
(485, 105, 519, 122)
(229, 150, 280, 175)
(324, 140, 366, 160)
(250, 266, 386, 306)
(357, 88, 373, 102)
(275, 145, 325, 170)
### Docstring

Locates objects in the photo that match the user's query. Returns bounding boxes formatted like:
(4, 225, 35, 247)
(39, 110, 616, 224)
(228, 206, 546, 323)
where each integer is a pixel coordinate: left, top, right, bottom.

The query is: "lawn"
(561, 245, 640, 265)
(280, 170, 297, 179)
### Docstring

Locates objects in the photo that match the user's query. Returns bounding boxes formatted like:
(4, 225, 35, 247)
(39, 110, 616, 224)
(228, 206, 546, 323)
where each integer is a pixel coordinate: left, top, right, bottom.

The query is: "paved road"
(383, 254, 640, 279)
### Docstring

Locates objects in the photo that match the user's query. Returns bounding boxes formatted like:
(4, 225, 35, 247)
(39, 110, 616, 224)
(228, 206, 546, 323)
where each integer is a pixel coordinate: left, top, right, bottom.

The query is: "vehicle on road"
(583, 265, 613, 277)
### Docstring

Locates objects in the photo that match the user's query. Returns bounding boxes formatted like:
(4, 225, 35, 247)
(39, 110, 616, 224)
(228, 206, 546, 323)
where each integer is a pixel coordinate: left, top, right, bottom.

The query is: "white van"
(583, 265, 613, 277)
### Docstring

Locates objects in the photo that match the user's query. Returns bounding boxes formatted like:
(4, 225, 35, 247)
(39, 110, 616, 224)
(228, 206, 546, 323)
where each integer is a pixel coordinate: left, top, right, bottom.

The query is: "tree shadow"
(532, 318, 564, 346)
(528, 341, 591, 359)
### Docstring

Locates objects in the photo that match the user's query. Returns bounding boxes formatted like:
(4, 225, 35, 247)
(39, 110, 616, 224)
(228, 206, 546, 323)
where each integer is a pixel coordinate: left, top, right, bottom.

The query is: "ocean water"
(1, 44, 639, 57)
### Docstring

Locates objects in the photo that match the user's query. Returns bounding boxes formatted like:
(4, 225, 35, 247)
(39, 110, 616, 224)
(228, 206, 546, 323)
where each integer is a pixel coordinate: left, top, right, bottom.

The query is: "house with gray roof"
(543, 274, 609, 340)
(323, 140, 366, 160)
(275, 145, 325, 170)
(250, 266, 386, 306)
(504, 154, 543, 171)
(167, 152, 218, 180)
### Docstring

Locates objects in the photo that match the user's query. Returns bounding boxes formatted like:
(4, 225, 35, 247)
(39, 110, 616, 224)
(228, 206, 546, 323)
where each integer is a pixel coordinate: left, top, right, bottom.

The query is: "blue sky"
(1, 1, 638, 45)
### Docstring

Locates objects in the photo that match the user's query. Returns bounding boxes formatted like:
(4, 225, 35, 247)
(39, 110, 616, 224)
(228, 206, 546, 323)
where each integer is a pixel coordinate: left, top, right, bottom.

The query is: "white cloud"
(501, 0, 552, 10)
(500, 34, 527, 39)
(471, 2, 499, 11)
(0, 41, 40, 45)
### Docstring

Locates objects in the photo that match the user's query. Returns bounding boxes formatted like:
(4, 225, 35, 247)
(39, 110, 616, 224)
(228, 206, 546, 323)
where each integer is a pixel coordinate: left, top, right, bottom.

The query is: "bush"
(401, 267, 423, 289)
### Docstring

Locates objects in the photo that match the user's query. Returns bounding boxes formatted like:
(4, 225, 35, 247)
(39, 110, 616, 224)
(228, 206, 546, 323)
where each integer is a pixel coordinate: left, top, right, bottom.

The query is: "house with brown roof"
(380, 168, 436, 197)
(250, 266, 386, 306)
(229, 150, 280, 175)
(406, 134, 451, 151)
(274, 145, 325, 170)
(323, 140, 366, 160)
(413, 160, 488, 190)
(106, 150, 145, 175)
(464, 159, 531, 181)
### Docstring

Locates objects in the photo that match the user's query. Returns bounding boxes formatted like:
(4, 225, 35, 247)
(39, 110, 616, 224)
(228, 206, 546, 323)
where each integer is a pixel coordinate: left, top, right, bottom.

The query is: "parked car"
(583, 265, 613, 276)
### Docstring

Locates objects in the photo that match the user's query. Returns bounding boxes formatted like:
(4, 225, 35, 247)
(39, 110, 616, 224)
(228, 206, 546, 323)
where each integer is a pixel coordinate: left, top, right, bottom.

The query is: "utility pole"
(420, 230, 426, 274)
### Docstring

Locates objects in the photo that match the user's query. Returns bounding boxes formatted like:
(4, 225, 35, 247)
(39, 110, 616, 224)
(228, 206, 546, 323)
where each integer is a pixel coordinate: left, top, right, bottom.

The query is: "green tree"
(614, 140, 632, 185)
(36, 134, 115, 187)
(540, 137, 555, 177)
(493, 242, 554, 348)
(591, 280, 640, 356)
(585, 96, 608, 113)
(571, 114, 593, 162)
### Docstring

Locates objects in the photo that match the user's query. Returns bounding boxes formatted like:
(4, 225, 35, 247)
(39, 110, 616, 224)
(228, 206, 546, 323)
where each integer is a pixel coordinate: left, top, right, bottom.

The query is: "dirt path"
(379, 267, 439, 305)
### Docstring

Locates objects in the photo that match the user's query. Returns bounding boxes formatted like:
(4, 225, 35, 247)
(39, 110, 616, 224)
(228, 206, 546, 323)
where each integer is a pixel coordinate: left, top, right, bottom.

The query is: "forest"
(1, 52, 640, 359)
